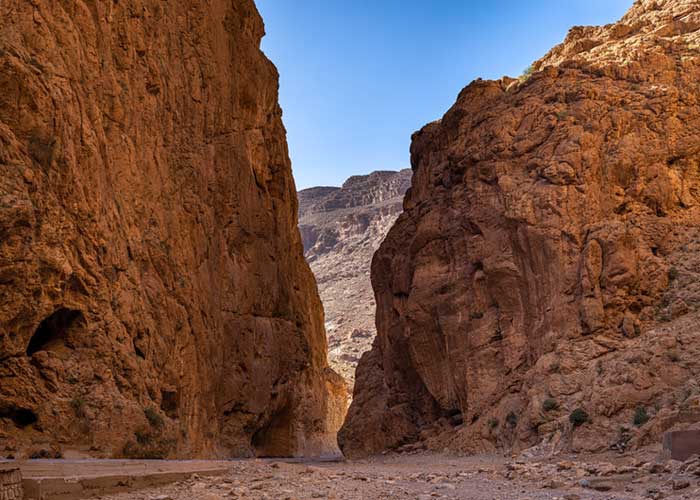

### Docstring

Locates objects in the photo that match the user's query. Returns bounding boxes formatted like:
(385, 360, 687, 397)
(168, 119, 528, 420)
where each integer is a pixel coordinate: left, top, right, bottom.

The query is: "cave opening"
(160, 389, 179, 419)
(26, 308, 84, 356)
(0, 407, 38, 428)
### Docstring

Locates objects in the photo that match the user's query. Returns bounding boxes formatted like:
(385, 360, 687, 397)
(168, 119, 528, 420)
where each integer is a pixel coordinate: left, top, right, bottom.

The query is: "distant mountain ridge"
(298, 169, 412, 386)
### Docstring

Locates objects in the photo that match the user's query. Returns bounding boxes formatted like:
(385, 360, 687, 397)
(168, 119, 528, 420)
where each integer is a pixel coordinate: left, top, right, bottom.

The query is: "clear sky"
(256, 0, 632, 190)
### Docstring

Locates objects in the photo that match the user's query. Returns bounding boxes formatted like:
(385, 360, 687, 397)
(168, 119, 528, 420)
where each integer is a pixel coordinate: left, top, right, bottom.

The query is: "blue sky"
(256, 0, 631, 189)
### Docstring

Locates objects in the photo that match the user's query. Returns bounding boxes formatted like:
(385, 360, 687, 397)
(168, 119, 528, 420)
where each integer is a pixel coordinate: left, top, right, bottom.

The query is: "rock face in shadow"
(0, 0, 346, 459)
(340, 0, 700, 458)
(298, 170, 411, 386)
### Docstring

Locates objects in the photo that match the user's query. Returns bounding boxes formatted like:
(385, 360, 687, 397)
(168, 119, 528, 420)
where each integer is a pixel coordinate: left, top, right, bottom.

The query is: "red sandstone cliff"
(0, 0, 345, 459)
(340, 0, 700, 458)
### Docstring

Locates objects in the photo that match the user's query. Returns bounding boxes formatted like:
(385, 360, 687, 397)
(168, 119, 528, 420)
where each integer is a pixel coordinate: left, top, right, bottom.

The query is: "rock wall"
(0, 0, 345, 459)
(340, 0, 700, 457)
(298, 170, 411, 386)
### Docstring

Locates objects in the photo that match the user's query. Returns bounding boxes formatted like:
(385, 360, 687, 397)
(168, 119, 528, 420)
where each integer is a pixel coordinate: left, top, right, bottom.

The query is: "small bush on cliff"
(144, 408, 164, 429)
(668, 266, 679, 282)
(596, 360, 604, 376)
(135, 427, 152, 445)
(123, 425, 175, 460)
(506, 412, 518, 427)
(569, 408, 589, 427)
(488, 418, 499, 429)
(519, 65, 535, 81)
(70, 397, 86, 418)
(542, 399, 559, 412)
(633, 406, 650, 427)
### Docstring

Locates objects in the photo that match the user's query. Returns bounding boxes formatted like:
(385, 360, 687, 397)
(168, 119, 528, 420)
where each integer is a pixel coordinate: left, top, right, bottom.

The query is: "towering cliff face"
(0, 0, 345, 459)
(298, 170, 411, 386)
(340, 0, 700, 458)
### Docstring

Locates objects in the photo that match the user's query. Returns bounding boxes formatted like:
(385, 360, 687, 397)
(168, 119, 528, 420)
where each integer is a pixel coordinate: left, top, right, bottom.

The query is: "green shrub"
(668, 266, 679, 282)
(123, 424, 174, 460)
(470, 311, 484, 320)
(488, 418, 499, 429)
(506, 412, 518, 427)
(135, 427, 151, 445)
(633, 406, 650, 427)
(144, 408, 164, 429)
(70, 398, 86, 418)
(542, 399, 559, 412)
(569, 408, 589, 427)
(520, 65, 535, 80)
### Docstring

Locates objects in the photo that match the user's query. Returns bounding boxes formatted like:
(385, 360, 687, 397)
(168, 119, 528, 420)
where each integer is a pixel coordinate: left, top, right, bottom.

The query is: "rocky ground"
(97, 451, 700, 500)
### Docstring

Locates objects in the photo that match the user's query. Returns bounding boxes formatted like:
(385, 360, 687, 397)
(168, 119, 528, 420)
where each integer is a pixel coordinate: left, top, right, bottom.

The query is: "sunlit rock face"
(340, 0, 700, 458)
(298, 170, 411, 387)
(0, 0, 346, 459)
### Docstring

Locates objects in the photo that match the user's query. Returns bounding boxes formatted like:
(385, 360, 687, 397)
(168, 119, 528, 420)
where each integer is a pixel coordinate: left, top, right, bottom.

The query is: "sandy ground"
(95, 453, 700, 500)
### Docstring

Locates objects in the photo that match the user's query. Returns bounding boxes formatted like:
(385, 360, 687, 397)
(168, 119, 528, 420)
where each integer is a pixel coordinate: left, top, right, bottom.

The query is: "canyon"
(0, 0, 345, 460)
(2, 0, 700, 498)
(340, 0, 700, 459)
(298, 169, 411, 386)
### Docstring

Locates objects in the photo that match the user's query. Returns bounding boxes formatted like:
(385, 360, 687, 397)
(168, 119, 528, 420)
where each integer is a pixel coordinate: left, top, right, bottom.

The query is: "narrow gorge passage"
(297, 170, 411, 388)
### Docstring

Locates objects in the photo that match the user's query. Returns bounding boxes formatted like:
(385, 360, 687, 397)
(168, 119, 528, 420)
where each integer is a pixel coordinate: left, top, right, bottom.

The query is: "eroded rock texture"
(298, 170, 411, 387)
(0, 0, 345, 459)
(340, 0, 700, 457)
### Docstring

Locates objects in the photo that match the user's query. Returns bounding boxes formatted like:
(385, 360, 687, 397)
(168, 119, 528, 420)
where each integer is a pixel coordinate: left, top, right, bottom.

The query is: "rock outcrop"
(0, 0, 345, 459)
(298, 170, 411, 386)
(340, 0, 700, 458)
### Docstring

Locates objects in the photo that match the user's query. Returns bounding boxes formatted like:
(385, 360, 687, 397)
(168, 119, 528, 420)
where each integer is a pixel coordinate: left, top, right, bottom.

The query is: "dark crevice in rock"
(160, 389, 179, 419)
(252, 406, 294, 458)
(26, 308, 84, 356)
(0, 406, 38, 428)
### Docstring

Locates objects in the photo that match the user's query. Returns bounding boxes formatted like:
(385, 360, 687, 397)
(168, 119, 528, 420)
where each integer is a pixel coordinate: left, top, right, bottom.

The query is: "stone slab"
(0, 468, 23, 500)
(0, 460, 231, 500)
(663, 430, 700, 461)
